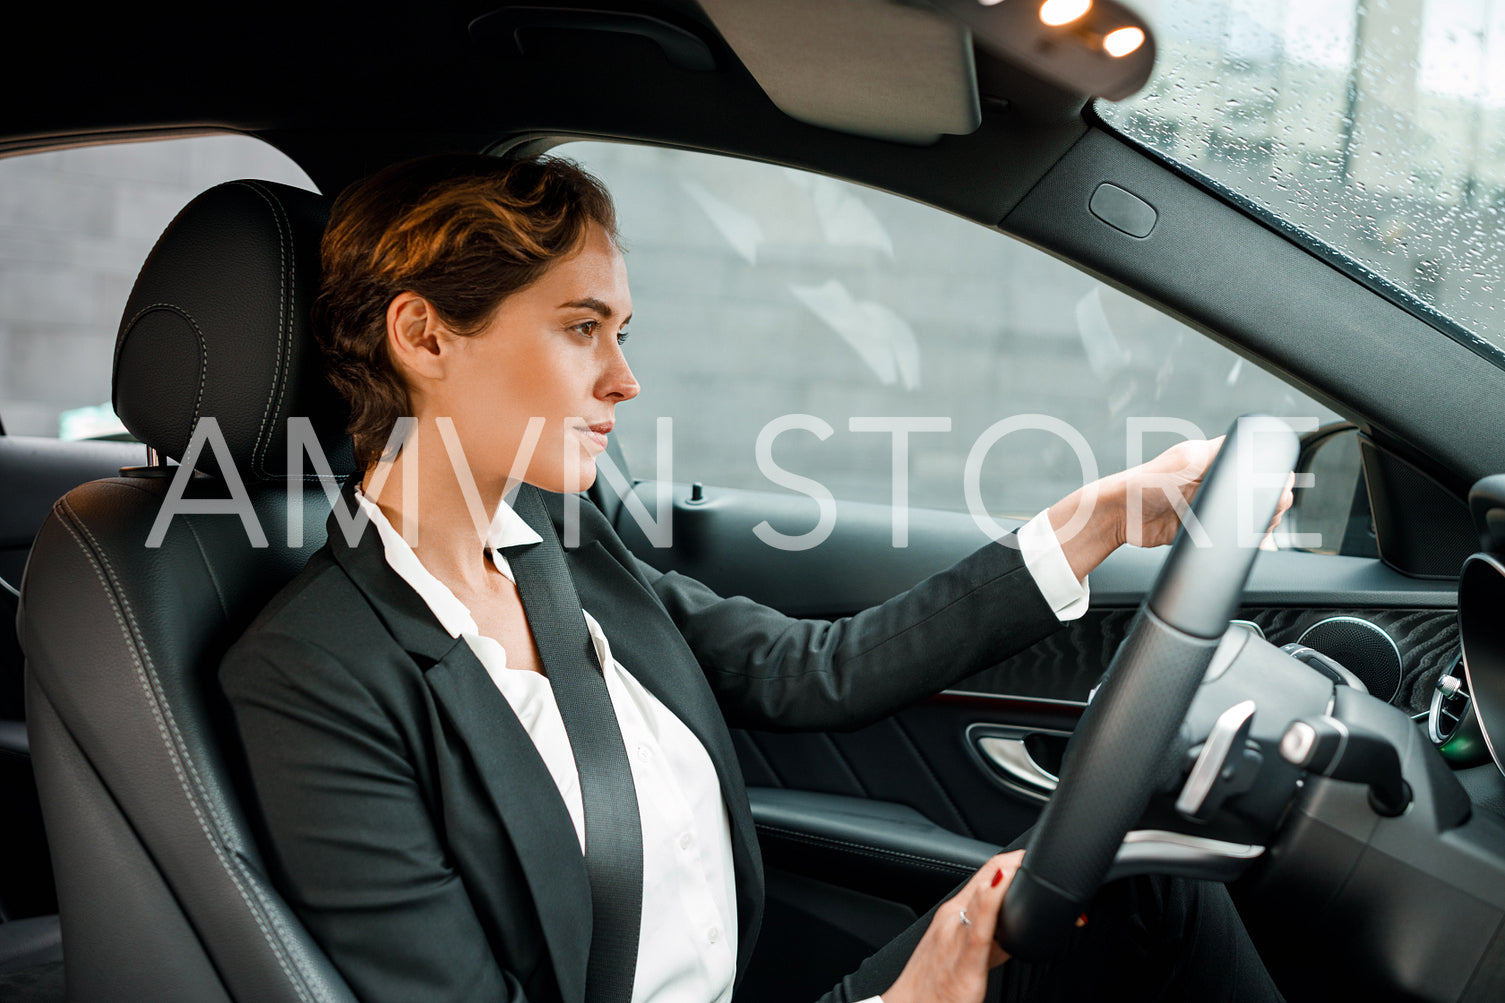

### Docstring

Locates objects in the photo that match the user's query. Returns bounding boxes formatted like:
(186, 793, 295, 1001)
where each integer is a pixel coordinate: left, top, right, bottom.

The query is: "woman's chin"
(520, 463, 599, 496)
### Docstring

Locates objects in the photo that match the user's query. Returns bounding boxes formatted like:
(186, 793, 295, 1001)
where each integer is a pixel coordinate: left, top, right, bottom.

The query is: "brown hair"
(315, 154, 618, 469)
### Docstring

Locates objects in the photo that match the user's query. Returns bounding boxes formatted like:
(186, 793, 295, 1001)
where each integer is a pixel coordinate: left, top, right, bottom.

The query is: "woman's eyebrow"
(557, 297, 614, 316)
(557, 297, 632, 325)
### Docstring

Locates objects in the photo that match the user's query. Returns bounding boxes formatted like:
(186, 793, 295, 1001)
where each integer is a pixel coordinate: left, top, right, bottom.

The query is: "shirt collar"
(353, 487, 614, 673)
(483, 486, 545, 554)
(352, 486, 540, 639)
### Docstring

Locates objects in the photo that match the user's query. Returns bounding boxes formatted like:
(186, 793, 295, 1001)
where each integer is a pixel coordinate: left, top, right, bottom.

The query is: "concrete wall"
(0, 135, 313, 438)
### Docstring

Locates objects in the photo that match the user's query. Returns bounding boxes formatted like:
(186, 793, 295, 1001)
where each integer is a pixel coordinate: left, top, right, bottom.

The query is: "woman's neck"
(360, 420, 510, 592)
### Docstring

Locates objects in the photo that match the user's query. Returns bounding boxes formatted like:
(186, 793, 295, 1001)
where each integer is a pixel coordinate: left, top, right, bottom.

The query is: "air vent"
(1429, 659, 1470, 745)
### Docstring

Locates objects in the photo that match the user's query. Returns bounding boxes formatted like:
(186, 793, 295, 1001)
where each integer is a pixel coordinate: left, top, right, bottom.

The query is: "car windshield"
(1098, 0, 1505, 366)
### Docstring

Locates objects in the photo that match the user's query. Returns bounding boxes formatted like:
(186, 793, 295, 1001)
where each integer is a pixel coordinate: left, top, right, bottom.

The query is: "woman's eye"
(617, 329, 630, 345)
(572, 320, 598, 338)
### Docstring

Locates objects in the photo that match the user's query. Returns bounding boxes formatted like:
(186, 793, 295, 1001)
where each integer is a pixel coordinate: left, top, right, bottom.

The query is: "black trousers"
(827, 872, 1284, 1002)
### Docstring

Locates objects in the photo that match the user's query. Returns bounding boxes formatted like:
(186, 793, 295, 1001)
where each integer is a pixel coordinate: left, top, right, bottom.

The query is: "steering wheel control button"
(1279, 716, 1348, 771)
(1089, 182, 1157, 238)
(1279, 721, 1319, 765)
(1176, 699, 1258, 822)
(1279, 714, 1412, 817)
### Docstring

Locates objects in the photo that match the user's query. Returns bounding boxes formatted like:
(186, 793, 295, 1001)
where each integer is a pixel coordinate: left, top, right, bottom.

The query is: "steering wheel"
(996, 415, 1300, 957)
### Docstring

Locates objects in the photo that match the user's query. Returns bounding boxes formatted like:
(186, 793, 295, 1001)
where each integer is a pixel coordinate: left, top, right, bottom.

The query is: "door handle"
(966, 724, 1069, 803)
(978, 737, 1058, 794)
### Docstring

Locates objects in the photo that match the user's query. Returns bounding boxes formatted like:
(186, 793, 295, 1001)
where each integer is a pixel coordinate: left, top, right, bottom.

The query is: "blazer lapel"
(424, 648, 593, 1003)
(324, 475, 593, 1003)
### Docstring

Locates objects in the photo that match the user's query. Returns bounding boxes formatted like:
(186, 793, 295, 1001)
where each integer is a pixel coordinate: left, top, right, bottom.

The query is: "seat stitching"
(120, 302, 210, 429)
(62, 498, 237, 839)
(244, 182, 299, 479)
(56, 499, 314, 1003)
(59, 502, 315, 1002)
(232, 181, 290, 482)
(234, 180, 288, 480)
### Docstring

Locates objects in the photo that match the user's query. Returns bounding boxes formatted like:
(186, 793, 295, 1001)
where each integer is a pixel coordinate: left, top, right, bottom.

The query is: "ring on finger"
(958, 908, 971, 927)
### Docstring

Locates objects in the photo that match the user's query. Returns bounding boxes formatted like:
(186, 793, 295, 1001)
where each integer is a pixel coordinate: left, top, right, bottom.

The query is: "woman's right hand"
(880, 850, 1025, 1003)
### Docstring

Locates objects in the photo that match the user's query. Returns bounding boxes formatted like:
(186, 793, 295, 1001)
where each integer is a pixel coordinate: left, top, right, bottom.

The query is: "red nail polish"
(991, 868, 1003, 888)
(1075, 912, 1088, 928)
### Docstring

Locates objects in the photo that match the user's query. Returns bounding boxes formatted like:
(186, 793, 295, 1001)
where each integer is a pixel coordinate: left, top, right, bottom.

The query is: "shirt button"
(636, 744, 652, 763)
(679, 833, 693, 850)
(707, 927, 719, 945)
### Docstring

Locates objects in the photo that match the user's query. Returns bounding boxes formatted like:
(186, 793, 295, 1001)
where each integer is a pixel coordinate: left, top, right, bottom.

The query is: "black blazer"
(221, 478, 1061, 1003)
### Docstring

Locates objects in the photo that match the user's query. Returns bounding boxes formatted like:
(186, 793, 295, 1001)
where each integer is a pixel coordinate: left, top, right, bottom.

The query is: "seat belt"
(503, 484, 643, 1003)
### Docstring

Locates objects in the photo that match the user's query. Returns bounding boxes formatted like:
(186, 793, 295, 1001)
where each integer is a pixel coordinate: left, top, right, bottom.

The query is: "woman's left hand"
(879, 850, 1024, 1003)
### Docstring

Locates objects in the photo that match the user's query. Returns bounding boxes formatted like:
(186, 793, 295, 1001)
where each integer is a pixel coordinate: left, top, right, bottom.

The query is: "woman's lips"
(576, 422, 612, 452)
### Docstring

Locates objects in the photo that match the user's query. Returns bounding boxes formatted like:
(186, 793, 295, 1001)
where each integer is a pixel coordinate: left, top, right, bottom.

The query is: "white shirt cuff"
(854, 997, 884, 1003)
(1018, 511, 1091, 622)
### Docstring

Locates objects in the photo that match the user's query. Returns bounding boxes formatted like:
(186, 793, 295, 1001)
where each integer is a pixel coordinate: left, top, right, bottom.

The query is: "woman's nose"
(600, 347, 640, 402)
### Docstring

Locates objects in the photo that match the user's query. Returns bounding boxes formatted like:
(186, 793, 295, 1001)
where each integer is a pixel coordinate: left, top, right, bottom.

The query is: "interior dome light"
(1039, 0, 1092, 26)
(1103, 25, 1145, 57)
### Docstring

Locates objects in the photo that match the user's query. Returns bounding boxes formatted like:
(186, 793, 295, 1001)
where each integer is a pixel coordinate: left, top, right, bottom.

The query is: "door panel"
(731, 695, 1085, 1002)
(733, 694, 1083, 849)
(621, 481, 1454, 606)
(619, 481, 1460, 707)
(611, 476, 1460, 995)
(617, 482, 995, 618)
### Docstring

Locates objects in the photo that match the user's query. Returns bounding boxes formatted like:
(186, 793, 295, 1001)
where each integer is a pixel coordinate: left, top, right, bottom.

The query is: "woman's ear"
(386, 291, 449, 384)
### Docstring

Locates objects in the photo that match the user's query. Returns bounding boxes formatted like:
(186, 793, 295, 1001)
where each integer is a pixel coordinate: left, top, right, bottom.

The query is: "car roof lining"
(2, 1, 1090, 215)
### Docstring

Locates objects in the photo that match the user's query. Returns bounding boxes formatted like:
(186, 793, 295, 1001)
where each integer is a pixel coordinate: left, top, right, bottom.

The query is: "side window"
(0, 135, 315, 439)
(566, 141, 1352, 540)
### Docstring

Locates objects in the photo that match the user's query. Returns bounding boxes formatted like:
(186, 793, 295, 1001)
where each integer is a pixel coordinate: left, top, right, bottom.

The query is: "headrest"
(113, 180, 355, 483)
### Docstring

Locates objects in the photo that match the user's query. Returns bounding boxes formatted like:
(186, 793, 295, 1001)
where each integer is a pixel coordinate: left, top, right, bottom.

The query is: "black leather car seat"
(17, 180, 360, 1002)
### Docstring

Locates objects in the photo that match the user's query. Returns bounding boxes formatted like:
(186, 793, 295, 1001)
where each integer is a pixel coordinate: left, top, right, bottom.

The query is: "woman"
(222, 154, 1286, 1002)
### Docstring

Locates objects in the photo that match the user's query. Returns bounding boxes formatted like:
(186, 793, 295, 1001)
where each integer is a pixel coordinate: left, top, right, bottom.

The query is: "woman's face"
(417, 222, 639, 495)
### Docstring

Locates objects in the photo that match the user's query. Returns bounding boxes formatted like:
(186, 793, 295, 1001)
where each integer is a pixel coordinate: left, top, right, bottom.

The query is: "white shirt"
(355, 489, 1086, 1003)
